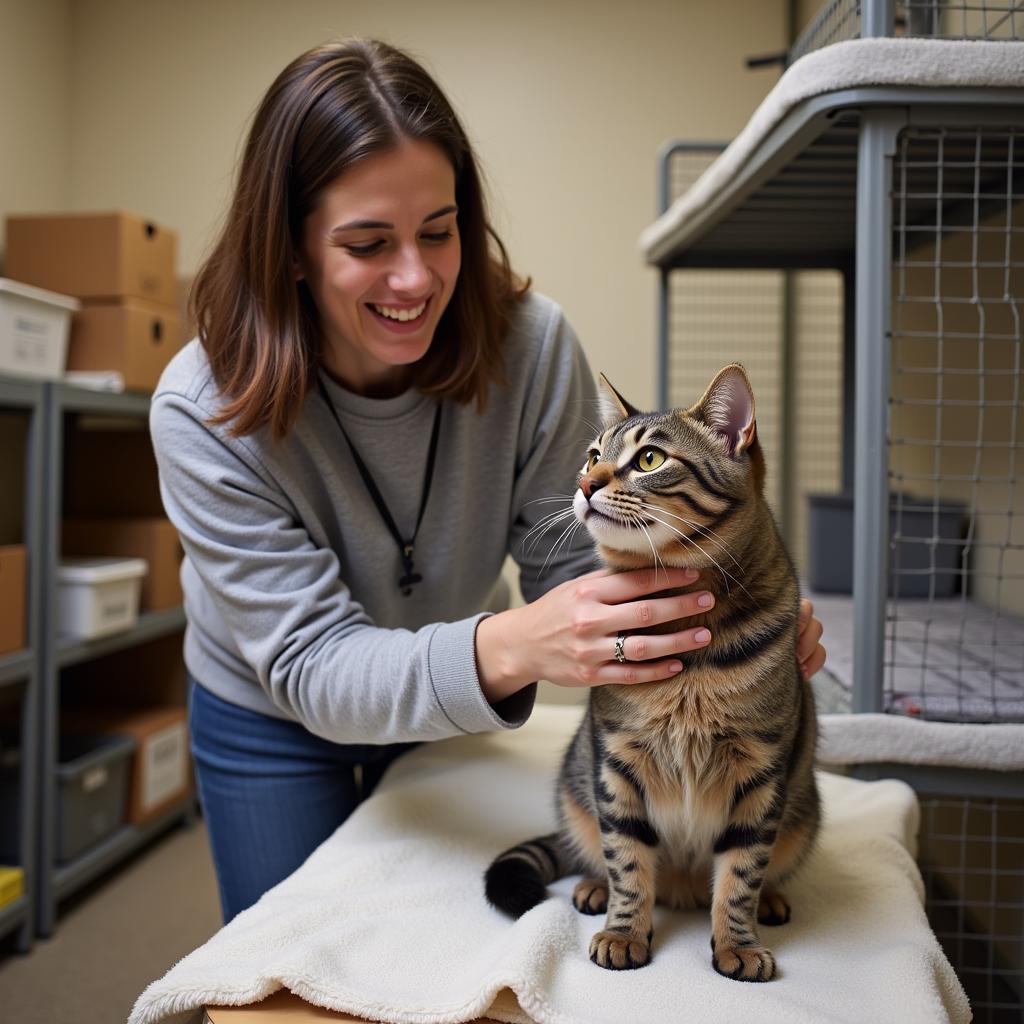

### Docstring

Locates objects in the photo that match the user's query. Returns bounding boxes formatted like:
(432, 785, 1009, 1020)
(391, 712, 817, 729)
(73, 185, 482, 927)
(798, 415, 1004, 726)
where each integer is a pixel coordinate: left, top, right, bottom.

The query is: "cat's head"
(573, 364, 767, 569)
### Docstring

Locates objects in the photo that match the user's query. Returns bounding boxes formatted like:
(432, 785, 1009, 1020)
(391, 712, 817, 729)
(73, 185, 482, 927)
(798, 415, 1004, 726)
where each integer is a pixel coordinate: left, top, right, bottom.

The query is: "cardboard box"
(5, 212, 178, 306)
(68, 298, 182, 393)
(62, 517, 182, 611)
(0, 278, 79, 381)
(0, 546, 26, 656)
(64, 707, 190, 825)
(65, 426, 165, 518)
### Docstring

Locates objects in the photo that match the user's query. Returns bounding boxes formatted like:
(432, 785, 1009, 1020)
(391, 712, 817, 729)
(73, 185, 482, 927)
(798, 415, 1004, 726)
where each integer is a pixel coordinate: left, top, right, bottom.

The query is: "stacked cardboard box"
(4, 212, 182, 393)
(0, 546, 26, 655)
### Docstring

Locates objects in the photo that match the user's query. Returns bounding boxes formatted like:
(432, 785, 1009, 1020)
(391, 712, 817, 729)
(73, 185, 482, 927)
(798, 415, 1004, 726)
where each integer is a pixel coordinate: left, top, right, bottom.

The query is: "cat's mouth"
(575, 494, 653, 529)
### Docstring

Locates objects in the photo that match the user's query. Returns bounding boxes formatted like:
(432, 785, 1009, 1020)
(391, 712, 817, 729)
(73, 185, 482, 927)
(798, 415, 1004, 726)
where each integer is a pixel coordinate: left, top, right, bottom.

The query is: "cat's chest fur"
(598, 678, 761, 868)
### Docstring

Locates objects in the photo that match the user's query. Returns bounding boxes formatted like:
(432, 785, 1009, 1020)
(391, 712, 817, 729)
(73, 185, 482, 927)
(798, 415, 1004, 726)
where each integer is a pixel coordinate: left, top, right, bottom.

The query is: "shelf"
(53, 796, 195, 903)
(0, 376, 45, 409)
(644, 86, 1024, 269)
(0, 894, 28, 944)
(0, 650, 32, 689)
(52, 382, 151, 417)
(56, 606, 187, 669)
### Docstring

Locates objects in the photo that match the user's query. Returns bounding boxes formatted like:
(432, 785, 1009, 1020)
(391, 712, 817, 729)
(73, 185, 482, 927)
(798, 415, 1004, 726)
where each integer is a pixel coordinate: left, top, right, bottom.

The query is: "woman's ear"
(292, 255, 305, 282)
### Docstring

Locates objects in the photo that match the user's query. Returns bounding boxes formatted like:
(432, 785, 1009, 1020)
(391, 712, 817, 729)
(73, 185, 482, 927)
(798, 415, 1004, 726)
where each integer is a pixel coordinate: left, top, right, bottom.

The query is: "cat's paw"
(757, 890, 791, 926)
(710, 939, 776, 982)
(572, 879, 608, 915)
(589, 929, 651, 970)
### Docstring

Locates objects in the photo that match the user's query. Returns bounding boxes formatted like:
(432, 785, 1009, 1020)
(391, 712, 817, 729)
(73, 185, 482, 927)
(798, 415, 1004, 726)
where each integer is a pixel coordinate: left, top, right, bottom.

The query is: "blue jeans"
(188, 679, 415, 923)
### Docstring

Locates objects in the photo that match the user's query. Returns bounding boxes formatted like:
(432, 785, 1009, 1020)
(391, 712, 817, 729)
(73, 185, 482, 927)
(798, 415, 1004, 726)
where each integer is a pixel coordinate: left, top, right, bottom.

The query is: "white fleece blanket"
(640, 37, 1024, 263)
(130, 704, 969, 1024)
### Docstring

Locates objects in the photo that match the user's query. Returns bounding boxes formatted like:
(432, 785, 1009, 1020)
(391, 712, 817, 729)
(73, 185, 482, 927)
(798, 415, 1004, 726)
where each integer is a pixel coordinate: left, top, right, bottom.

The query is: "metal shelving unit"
(33, 381, 192, 938)
(0, 375, 45, 953)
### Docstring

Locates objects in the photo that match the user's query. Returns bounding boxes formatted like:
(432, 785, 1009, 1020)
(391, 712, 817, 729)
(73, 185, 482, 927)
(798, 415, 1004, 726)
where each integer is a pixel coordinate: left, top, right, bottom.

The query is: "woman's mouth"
(367, 299, 430, 330)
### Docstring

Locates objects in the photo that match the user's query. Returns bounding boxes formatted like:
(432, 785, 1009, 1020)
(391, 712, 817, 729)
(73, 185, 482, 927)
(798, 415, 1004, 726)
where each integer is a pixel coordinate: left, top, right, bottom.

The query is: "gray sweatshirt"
(149, 291, 598, 744)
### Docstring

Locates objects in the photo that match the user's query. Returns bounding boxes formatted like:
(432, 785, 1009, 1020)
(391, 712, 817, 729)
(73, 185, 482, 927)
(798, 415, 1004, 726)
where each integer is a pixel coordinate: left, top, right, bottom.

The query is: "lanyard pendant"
(399, 543, 422, 597)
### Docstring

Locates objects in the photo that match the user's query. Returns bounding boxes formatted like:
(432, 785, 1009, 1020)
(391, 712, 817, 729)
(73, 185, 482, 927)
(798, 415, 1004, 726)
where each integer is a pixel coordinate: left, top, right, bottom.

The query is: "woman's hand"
(475, 566, 715, 704)
(797, 598, 826, 680)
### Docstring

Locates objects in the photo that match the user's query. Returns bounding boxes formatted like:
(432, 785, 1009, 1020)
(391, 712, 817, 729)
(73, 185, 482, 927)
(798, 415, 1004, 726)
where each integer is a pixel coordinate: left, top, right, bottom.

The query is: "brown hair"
(192, 38, 527, 439)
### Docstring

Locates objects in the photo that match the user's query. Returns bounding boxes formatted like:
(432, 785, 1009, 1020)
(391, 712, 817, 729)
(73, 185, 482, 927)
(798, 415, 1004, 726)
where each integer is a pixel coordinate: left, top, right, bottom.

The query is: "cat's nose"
(579, 475, 605, 499)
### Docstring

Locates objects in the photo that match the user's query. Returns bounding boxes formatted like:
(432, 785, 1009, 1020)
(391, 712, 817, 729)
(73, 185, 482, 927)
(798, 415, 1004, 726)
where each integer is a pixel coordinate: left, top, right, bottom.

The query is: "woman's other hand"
(797, 597, 826, 680)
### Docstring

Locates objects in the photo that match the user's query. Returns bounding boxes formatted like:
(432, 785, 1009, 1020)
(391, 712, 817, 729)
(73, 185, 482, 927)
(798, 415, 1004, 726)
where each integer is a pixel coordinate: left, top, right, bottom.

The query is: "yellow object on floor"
(0, 866, 24, 909)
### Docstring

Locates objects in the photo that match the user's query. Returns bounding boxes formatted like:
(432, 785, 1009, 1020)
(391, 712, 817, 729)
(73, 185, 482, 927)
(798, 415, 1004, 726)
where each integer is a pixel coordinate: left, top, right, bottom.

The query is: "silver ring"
(614, 634, 628, 664)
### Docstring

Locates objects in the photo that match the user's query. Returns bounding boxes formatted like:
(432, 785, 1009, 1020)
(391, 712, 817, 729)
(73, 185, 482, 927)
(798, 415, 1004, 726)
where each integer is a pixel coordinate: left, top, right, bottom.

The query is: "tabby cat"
(485, 364, 820, 982)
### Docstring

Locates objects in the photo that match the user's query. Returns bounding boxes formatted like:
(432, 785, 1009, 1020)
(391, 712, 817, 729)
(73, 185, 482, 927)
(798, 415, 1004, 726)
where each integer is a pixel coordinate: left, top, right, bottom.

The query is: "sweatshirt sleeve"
(149, 387, 533, 745)
(508, 304, 600, 603)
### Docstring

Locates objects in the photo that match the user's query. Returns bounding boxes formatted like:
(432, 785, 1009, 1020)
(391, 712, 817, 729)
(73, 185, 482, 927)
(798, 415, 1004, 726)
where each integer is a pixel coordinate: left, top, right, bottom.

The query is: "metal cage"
(650, 7, 1024, 1017)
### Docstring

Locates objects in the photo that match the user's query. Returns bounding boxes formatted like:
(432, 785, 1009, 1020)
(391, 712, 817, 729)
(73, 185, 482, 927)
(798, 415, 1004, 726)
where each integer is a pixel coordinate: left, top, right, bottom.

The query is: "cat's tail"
(484, 832, 572, 918)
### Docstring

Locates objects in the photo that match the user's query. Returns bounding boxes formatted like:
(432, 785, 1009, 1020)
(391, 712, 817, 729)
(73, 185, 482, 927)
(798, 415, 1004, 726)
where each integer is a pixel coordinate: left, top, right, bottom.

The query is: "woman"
(150, 37, 826, 923)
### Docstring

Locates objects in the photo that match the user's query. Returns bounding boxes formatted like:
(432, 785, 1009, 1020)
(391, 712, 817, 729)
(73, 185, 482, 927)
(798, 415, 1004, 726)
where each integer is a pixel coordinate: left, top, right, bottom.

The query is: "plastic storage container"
(57, 557, 148, 639)
(55, 733, 135, 863)
(0, 277, 80, 380)
(807, 493, 967, 597)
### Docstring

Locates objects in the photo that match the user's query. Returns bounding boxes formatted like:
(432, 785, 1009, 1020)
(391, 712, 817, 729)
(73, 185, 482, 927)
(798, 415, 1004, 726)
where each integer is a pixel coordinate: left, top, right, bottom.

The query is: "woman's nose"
(387, 246, 431, 294)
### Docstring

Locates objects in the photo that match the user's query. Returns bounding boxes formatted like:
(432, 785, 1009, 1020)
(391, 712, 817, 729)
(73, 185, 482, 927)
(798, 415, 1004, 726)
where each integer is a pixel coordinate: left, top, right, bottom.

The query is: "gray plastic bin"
(807, 493, 967, 597)
(55, 733, 135, 863)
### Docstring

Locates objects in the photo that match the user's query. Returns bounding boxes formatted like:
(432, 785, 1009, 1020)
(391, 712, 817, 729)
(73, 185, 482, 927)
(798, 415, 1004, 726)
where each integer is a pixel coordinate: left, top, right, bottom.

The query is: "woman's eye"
(422, 229, 453, 244)
(343, 240, 385, 256)
(636, 449, 666, 472)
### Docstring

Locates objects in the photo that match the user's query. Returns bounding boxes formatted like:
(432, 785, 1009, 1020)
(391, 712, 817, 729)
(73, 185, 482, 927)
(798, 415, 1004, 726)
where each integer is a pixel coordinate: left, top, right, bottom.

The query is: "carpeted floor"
(0, 819, 221, 1024)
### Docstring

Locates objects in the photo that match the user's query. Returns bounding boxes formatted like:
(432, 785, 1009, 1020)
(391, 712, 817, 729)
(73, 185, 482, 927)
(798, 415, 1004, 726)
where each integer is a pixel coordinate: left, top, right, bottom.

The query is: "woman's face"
(297, 138, 462, 397)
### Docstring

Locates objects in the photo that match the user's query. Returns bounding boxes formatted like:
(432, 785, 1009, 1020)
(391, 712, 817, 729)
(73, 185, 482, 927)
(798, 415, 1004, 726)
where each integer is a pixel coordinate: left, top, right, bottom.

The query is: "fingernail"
(694, 629, 711, 643)
(669, 661, 683, 673)
(697, 593, 714, 608)
(684, 567, 699, 579)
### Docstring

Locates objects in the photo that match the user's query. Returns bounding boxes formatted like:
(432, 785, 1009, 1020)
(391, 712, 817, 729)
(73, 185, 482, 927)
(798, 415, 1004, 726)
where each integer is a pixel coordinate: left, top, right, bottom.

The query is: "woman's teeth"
(372, 301, 426, 322)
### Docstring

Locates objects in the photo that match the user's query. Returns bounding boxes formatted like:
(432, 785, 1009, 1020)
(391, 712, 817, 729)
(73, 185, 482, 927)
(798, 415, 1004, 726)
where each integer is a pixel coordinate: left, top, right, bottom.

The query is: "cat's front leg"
(709, 783, 784, 981)
(588, 750, 659, 970)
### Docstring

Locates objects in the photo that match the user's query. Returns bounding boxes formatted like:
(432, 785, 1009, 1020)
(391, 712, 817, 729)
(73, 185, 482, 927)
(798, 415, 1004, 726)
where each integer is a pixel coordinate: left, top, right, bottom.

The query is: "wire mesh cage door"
(658, 144, 845, 573)
(888, 123, 1024, 724)
(887, 119, 1024, 1023)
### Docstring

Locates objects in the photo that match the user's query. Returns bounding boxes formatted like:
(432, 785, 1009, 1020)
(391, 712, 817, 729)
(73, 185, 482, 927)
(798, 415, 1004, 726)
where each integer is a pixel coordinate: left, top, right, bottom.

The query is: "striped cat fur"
(484, 364, 820, 982)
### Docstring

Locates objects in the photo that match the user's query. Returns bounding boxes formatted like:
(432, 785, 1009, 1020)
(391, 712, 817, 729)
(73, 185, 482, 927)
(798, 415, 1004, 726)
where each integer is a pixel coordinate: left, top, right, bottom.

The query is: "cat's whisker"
(539, 518, 584, 580)
(637, 507, 757, 605)
(522, 494, 576, 507)
(523, 508, 578, 556)
(632, 499, 744, 574)
(627, 512, 668, 584)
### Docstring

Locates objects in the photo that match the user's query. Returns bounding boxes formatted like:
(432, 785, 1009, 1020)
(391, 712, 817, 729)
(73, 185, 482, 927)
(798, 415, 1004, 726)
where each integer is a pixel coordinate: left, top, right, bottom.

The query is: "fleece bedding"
(129, 703, 969, 1024)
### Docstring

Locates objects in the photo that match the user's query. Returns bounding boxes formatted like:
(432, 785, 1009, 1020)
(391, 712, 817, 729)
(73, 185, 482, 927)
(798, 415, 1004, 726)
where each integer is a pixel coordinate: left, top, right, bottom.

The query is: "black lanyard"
(317, 375, 442, 597)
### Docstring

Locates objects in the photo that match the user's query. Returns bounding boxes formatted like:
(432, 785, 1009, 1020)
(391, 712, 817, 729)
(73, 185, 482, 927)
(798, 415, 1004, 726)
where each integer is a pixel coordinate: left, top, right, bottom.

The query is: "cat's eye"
(584, 451, 600, 471)
(635, 448, 666, 472)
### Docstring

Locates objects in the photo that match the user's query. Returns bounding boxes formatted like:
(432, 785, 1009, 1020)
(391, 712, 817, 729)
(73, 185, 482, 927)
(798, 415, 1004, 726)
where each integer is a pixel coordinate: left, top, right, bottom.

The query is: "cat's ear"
(690, 364, 757, 456)
(597, 373, 640, 428)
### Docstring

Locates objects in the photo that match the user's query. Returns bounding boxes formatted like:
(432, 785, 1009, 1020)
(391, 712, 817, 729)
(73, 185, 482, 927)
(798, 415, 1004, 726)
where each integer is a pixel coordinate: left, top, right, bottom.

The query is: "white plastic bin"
(0, 277, 80, 380)
(57, 557, 148, 639)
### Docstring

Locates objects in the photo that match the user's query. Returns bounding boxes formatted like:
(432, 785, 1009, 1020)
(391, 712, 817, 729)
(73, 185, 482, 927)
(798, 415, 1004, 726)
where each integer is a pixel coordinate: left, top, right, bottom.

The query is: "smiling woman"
(147, 36, 826, 928)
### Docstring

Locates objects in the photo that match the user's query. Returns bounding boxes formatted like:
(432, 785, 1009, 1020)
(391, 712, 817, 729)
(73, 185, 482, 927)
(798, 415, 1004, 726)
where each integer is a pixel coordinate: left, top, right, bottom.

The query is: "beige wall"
(1, 0, 788, 412)
(0, 0, 73, 235)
